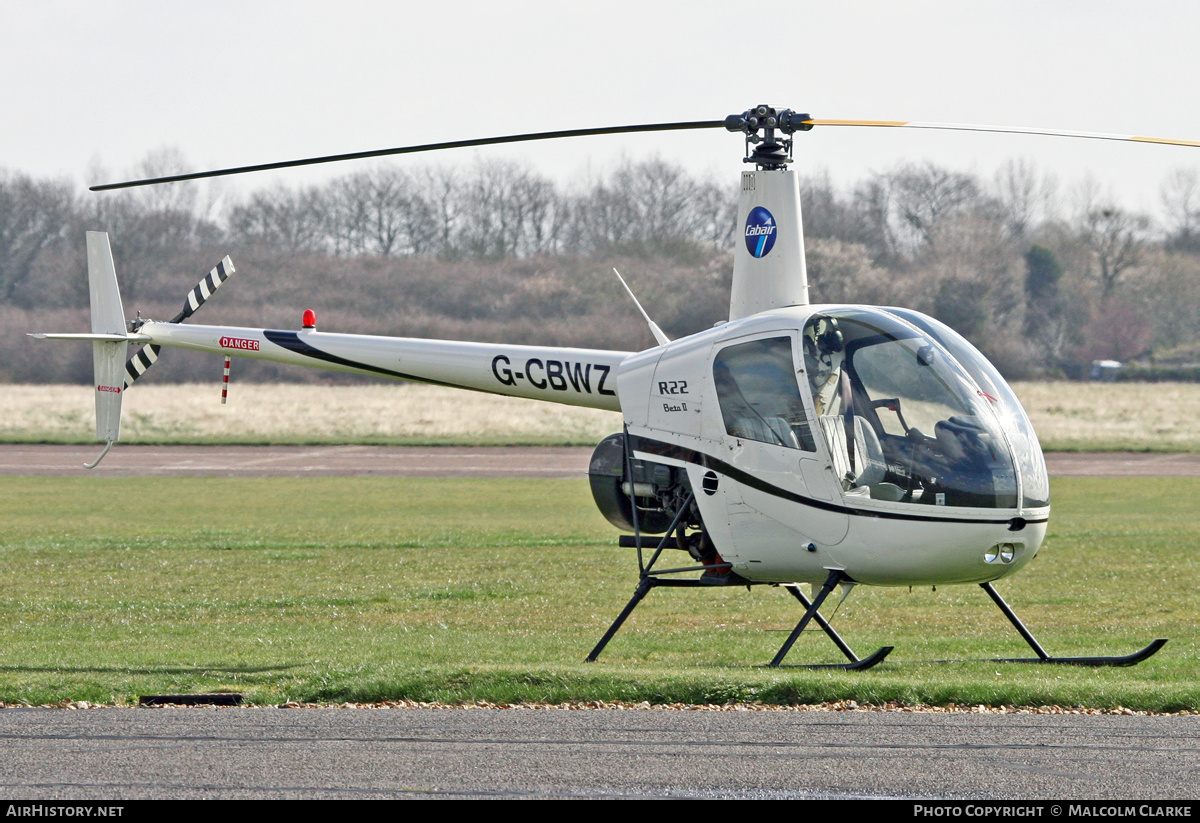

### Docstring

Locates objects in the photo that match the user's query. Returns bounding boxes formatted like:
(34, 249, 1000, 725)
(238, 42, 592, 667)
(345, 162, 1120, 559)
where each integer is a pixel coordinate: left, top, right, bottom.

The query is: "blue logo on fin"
(744, 207, 777, 258)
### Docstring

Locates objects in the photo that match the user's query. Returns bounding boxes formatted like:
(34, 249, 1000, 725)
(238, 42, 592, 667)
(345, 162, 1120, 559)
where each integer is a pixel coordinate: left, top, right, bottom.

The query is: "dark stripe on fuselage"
(262, 330, 468, 389)
(630, 435, 1048, 527)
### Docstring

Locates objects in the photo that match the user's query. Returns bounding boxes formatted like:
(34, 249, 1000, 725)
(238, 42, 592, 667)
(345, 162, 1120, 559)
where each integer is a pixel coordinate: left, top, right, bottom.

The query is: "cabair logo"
(220, 336, 260, 351)
(744, 206, 777, 258)
(97, 385, 121, 393)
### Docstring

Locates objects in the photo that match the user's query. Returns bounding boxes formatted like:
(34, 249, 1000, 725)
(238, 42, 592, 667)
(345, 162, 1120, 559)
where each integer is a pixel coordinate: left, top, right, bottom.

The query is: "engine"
(587, 433, 715, 562)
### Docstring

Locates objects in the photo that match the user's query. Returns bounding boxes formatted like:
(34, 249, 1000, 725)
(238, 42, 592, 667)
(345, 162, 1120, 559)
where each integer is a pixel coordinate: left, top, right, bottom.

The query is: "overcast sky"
(4, 1, 1200, 220)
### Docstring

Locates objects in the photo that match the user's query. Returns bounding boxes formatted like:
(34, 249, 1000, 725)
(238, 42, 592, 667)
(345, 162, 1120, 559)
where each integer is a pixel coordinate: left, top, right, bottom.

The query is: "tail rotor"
(123, 255, 235, 388)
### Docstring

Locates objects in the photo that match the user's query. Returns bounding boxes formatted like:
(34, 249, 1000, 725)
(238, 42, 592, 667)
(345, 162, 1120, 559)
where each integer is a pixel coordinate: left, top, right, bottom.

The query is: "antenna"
(612, 268, 669, 347)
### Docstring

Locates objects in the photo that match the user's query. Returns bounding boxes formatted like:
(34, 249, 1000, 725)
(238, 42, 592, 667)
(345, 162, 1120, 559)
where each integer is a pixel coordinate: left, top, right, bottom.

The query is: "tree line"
(3, 154, 1199, 384)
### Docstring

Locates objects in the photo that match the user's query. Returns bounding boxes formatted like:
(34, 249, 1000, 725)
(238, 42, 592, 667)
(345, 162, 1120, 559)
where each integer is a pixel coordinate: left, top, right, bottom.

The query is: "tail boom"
(139, 321, 631, 412)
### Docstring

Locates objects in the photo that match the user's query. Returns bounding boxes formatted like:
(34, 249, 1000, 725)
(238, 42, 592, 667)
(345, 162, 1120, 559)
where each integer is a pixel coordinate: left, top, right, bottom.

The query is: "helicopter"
(34, 105, 1178, 670)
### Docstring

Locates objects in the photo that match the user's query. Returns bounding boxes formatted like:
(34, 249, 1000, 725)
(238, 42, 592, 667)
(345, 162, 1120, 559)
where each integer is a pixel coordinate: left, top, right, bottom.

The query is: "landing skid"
(779, 645, 893, 671)
(982, 582, 1167, 667)
(586, 569, 893, 670)
(585, 575, 1165, 669)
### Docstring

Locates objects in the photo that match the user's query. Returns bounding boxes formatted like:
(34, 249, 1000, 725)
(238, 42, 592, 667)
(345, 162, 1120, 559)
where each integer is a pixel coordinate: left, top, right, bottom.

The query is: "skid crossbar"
(768, 570, 892, 670)
(587, 571, 892, 670)
(781, 583, 892, 670)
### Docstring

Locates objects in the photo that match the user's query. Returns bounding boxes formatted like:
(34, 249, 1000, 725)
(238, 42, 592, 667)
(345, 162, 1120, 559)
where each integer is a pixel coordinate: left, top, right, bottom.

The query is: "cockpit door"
(701, 332, 849, 575)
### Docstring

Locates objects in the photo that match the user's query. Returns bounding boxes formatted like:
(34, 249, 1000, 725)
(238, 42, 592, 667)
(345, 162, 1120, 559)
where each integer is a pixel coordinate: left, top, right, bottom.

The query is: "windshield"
(803, 308, 1021, 510)
(884, 307, 1049, 508)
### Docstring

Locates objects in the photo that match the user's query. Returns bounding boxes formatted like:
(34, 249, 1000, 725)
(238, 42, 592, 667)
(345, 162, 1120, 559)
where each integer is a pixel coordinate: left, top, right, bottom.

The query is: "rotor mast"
(724, 105, 813, 321)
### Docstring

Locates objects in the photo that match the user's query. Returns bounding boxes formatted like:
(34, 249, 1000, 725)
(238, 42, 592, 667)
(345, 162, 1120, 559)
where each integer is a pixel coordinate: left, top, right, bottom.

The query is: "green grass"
(0, 476, 1195, 710)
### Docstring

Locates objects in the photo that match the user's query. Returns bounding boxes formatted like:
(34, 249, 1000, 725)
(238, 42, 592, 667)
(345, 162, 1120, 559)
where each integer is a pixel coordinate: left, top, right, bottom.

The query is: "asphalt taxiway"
(0, 706, 1195, 800)
(3, 444, 1199, 477)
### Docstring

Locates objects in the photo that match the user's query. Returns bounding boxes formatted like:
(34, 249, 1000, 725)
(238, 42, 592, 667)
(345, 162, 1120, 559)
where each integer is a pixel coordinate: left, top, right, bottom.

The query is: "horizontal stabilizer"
(29, 332, 151, 341)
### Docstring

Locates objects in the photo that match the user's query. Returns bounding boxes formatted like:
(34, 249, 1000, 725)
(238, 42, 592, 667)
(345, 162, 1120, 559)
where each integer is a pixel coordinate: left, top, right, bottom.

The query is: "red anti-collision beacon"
(302, 309, 316, 330)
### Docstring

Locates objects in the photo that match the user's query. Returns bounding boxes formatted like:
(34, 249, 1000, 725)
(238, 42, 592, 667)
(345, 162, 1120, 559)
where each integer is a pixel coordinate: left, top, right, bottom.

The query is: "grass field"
(0, 475, 1195, 710)
(2, 381, 1199, 450)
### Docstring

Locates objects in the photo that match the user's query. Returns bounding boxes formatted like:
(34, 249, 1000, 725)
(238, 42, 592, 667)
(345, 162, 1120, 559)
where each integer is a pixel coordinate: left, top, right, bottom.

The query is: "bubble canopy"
(799, 307, 1048, 512)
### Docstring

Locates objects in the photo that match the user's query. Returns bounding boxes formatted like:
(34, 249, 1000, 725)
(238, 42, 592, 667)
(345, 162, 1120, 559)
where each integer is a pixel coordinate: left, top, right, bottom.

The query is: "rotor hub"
(724, 105, 812, 170)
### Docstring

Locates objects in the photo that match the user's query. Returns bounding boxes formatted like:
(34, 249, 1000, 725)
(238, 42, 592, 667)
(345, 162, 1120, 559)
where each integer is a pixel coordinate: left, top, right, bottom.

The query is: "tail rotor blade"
(124, 344, 160, 388)
(171, 256, 235, 323)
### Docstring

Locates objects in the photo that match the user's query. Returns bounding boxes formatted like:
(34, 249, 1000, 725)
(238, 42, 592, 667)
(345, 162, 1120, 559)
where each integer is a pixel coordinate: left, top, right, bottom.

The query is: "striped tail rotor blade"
(170, 256, 235, 324)
(124, 343, 160, 388)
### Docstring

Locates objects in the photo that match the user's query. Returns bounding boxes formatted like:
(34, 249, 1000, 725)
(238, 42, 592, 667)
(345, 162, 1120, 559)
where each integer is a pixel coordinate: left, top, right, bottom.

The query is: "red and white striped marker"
(221, 355, 231, 404)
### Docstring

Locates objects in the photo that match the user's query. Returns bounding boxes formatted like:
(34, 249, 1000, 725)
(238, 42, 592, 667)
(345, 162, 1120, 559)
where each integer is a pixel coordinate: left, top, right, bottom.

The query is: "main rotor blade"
(90, 120, 726, 191)
(804, 119, 1200, 148)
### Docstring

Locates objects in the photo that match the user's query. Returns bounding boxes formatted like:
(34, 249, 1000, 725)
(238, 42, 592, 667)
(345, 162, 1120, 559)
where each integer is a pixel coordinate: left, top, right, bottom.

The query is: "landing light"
(985, 543, 1018, 564)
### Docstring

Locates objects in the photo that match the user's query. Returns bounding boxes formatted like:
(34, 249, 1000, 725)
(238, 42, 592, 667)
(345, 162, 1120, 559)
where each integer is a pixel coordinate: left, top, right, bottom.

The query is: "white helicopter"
(36, 105, 1178, 670)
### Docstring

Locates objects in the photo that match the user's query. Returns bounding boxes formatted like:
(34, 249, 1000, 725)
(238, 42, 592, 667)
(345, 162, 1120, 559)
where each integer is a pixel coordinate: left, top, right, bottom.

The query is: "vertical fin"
(86, 232, 128, 444)
(87, 232, 125, 335)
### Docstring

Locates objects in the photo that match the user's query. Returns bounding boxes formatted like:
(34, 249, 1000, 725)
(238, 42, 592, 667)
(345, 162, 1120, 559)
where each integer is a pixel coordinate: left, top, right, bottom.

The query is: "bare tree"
(324, 173, 371, 256)
(692, 176, 737, 249)
(325, 168, 442, 258)
(566, 157, 719, 256)
(1078, 204, 1150, 298)
(127, 147, 201, 217)
(890, 162, 985, 252)
(457, 160, 559, 258)
(920, 213, 1025, 333)
(0, 171, 74, 302)
(1160, 166, 1200, 251)
(992, 157, 1059, 240)
(414, 166, 464, 258)
(804, 237, 896, 305)
(227, 184, 330, 254)
(799, 169, 870, 248)
(1135, 249, 1200, 350)
(849, 174, 899, 262)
